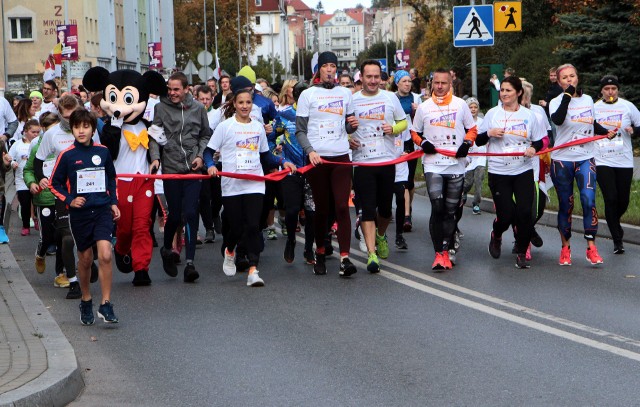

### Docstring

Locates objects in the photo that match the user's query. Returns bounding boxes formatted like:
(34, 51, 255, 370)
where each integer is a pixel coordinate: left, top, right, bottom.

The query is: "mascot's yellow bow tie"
(123, 129, 149, 151)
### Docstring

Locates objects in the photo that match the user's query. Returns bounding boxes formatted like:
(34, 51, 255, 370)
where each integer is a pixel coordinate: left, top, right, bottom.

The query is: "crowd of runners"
(0, 51, 638, 325)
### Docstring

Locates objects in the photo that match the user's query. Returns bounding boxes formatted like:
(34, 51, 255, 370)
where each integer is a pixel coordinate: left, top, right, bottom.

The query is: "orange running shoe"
(559, 246, 571, 266)
(441, 251, 453, 270)
(586, 246, 603, 265)
(431, 252, 445, 271)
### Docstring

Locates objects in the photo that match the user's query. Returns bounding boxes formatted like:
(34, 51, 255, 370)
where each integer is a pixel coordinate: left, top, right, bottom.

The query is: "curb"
(0, 245, 84, 407)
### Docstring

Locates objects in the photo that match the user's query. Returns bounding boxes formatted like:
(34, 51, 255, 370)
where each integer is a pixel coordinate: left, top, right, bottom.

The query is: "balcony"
(331, 33, 350, 39)
(331, 43, 351, 50)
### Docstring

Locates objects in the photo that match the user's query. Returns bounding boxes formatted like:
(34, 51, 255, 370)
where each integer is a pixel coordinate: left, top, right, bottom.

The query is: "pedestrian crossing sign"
(453, 5, 494, 48)
(494, 2, 522, 32)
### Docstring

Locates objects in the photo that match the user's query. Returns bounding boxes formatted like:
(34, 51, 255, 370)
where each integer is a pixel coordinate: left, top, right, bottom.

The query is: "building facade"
(0, 0, 175, 94)
(318, 9, 365, 70)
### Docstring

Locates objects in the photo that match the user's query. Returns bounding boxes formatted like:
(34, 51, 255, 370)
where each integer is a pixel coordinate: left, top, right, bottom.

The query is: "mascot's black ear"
(83, 67, 110, 93)
(142, 70, 168, 97)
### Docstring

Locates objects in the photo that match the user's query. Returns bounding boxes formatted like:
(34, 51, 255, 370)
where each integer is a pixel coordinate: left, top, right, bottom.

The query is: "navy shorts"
(69, 206, 114, 252)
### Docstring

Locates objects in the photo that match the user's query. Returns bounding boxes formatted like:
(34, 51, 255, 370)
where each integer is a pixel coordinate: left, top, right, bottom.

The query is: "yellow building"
(0, 0, 175, 95)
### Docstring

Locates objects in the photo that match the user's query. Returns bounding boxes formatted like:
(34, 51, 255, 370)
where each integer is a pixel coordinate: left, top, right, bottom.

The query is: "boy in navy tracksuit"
(50, 110, 120, 325)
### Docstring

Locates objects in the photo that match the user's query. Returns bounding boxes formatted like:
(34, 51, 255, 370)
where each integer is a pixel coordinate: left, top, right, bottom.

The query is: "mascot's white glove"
(111, 116, 124, 128)
(148, 124, 167, 146)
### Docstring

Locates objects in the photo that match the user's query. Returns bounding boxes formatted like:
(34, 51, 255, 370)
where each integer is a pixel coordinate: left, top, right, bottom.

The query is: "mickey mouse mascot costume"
(83, 68, 166, 286)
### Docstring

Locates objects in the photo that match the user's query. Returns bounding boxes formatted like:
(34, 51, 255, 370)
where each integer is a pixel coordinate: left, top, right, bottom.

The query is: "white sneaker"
(247, 271, 265, 287)
(358, 238, 367, 253)
(223, 250, 237, 276)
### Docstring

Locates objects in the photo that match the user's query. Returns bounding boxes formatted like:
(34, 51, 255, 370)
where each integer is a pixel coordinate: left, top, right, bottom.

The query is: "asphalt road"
(7, 193, 640, 406)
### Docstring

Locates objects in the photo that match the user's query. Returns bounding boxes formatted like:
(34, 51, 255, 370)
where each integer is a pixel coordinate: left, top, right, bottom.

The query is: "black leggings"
(222, 193, 263, 267)
(306, 155, 353, 254)
(394, 182, 407, 237)
(54, 200, 76, 278)
(488, 170, 534, 255)
(425, 172, 464, 252)
(281, 174, 315, 252)
(596, 166, 633, 243)
(17, 190, 32, 228)
(163, 179, 202, 262)
(353, 165, 395, 221)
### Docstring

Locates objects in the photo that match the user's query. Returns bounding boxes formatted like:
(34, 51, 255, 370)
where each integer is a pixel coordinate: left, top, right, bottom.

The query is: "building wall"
(318, 11, 364, 69)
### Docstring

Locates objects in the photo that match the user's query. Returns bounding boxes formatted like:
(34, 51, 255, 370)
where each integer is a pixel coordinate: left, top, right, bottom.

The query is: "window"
(255, 0, 262, 6)
(256, 16, 261, 25)
(352, 27, 356, 33)
(408, 13, 413, 21)
(352, 50, 356, 57)
(10, 17, 33, 41)
(352, 39, 355, 45)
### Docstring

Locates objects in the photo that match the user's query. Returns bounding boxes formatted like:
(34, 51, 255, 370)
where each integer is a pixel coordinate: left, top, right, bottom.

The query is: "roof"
(320, 10, 364, 26)
(288, 0, 313, 13)
(256, 0, 280, 12)
(345, 10, 364, 24)
(320, 14, 333, 25)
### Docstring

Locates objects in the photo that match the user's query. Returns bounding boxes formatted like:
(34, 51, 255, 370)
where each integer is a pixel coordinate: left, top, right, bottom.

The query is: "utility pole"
(64, 0, 71, 91)
(204, 0, 209, 81)
(213, 0, 219, 78)
(399, 0, 404, 50)
(245, 0, 250, 64)
(237, 0, 242, 68)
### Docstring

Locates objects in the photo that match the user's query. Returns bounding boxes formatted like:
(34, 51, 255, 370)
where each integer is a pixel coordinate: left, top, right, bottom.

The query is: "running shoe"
(472, 205, 481, 215)
(488, 232, 502, 259)
(586, 246, 603, 265)
(403, 216, 412, 232)
(21, 227, 30, 236)
(204, 229, 215, 243)
(266, 228, 277, 240)
(432, 252, 445, 271)
(395, 235, 408, 250)
(376, 232, 389, 259)
(46, 244, 56, 256)
(339, 257, 357, 277)
(0, 226, 9, 244)
(66, 282, 82, 299)
(132, 270, 152, 286)
(530, 229, 543, 247)
(79, 299, 94, 325)
(183, 262, 200, 283)
(284, 239, 295, 263)
(454, 231, 462, 251)
(303, 250, 316, 265)
(367, 253, 380, 273)
(97, 301, 118, 323)
(247, 271, 265, 287)
(54, 274, 70, 288)
(223, 249, 237, 276)
(447, 249, 456, 266)
(160, 246, 178, 277)
(354, 217, 361, 240)
(525, 243, 532, 261)
(441, 251, 453, 270)
(515, 253, 530, 269)
(613, 241, 625, 254)
(314, 253, 327, 275)
(559, 246, 571, 266)
(35, 255, 46, 274)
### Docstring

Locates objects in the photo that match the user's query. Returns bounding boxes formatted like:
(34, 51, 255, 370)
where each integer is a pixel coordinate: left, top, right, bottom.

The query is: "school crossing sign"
(453, 5, 494, 47)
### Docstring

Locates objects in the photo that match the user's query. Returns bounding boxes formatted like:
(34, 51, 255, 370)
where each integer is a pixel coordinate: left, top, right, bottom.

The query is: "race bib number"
(76, 168, 106, 194)
(569, 131, 591, 152)
(43, 158, 55, 178)
(236, 149, 260, 170)
(425, 152, 458, 166)
(597, 138, 624, 158)
(502, 143, 527, 164)
(360, 137, 385, 159)
(318, 120, 342, 141)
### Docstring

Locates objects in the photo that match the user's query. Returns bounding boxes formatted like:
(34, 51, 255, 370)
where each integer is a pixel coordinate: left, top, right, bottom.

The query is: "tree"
(253, 56, 286, 85)
(290, 50, 315, 81)
(371, 0, 392, 9)
(556, 1, 640, 105)
(356, 40, 398, 72)
(506, 35, 562, 102)
(316, 1, 324, 13)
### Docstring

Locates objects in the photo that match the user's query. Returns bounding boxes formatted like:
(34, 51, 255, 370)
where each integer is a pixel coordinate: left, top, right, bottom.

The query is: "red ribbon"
(117, 136, 606, 182)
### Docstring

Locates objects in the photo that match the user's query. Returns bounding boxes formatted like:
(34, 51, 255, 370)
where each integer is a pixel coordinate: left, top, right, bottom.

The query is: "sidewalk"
(0, 182, 83, 406)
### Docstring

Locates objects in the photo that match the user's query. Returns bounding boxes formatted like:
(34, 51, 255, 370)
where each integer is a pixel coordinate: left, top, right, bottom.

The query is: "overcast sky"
(318, 0, 372, 14)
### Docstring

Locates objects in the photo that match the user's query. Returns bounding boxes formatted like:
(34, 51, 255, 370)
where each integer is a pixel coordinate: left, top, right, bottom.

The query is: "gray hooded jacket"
(153, 93, 211, 174)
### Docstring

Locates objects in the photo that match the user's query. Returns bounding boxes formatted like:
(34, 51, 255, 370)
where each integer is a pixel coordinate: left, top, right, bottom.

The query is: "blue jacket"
(253, 93, 278, 124)
(49, 140, 118, 210)
(273, 105, 306, 168)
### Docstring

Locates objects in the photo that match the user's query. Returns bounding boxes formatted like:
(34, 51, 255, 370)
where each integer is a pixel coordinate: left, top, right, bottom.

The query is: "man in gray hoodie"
(152, 72, 210, 283)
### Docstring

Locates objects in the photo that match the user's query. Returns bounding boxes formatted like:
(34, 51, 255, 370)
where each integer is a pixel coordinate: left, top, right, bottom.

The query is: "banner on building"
(148, 42, 163, 69)
(56, 25, 78, 61)
(395, 49, 410, 70)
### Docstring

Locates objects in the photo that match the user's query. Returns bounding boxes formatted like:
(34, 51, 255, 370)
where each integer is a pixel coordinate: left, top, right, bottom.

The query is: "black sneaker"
(395, 235, 408, 250)
(515, 253, 530, 269)
(66, 282, 81, 300)
(204, 229, 215, 243)
(614, 241, 625, 254)
(97, 301, 118, 323)
(489, 232, 502, 259)
(160, 246, 178, 277)
(90, 261, 99, 283)
(114, 251, 133, 273)
(339, 257, 357, 278)
(79, 299, 94, 325)
(530, 229, 543, 248)
(284, 239, 295, 263)
(313, 253, 327, 275)
(132, 270, 152, 286)
(184, 263, 200, 283)
(303, 249, 316, 265)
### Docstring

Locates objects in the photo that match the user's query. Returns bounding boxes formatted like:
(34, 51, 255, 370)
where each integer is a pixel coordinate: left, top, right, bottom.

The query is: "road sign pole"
(470, 0, 477, 97)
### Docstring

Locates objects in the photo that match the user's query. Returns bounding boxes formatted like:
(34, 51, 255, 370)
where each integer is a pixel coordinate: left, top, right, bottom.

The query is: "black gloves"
(564, 85, 575, 96)
(421, 140, 437, 154)
(455, 141, 472, 158)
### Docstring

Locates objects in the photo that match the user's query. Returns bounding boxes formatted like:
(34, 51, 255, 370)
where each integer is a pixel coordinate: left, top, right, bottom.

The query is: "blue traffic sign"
(453, 5, 494, 48)
(375, 58, 388, 73)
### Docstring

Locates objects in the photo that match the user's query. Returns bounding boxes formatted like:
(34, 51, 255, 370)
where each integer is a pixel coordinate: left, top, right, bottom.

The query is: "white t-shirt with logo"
(351, 90, 407, 164)
(296, 86, 354, 157)
(394, 129, 411, 182)
(35, 124, 75, 172)
(594, 98, 640, 168)
(466, 116, 486, 171)
(479, 105, 545, 176)
(549, 94, 596, 162)
(8, 139, 32, 190)
(207, 116, 269, 197)
(412, 95, 476, 175)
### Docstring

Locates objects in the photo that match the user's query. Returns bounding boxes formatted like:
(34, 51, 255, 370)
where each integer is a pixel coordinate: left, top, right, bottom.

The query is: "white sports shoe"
(247, 271, 265, 287)
(223, 250, 237, 276)
(358, 238, 367, 253)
